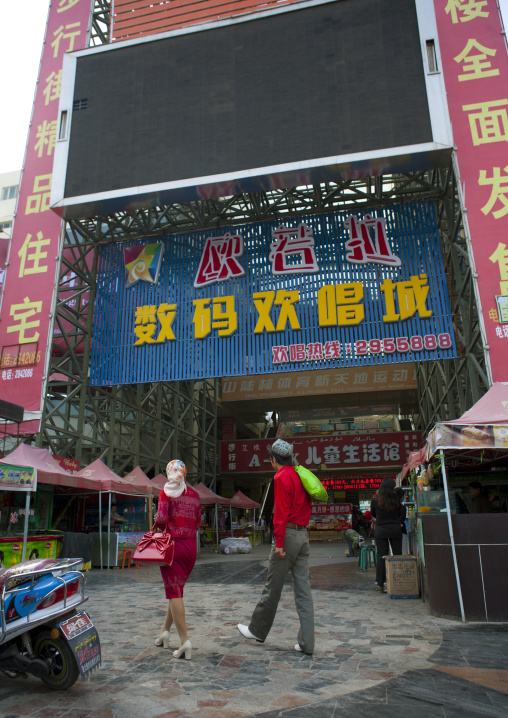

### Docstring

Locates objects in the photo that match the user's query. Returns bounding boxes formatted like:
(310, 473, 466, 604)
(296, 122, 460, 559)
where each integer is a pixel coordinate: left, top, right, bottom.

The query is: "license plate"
(59, 611, 101, 680)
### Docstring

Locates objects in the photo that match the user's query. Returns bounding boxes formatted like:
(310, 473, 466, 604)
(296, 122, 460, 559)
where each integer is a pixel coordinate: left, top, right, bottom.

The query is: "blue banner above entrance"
(90, 201, 457, 385)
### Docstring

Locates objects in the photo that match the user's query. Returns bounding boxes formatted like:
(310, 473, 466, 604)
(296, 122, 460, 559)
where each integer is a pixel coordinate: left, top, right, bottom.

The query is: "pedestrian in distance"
(154, 460, 201, 660)
(238, 439, 314, 655)
(370, 478, 406, 593)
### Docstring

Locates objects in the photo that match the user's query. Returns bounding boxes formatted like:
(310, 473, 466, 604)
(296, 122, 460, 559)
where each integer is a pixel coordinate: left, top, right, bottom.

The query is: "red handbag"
(132, 525, 175, 567)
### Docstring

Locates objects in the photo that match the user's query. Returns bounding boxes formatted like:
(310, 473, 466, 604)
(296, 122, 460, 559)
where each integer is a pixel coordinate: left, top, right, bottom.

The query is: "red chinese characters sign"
(220, 432, 422, 473)
(434, 0, 508, 381)
(0, 0, 92, 432)
(322, 477, 383, 491)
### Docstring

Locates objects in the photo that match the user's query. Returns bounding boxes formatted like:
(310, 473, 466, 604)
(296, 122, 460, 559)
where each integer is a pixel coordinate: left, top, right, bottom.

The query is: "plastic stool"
(358, 545, 377, 571)
(120, 548, 139, 569)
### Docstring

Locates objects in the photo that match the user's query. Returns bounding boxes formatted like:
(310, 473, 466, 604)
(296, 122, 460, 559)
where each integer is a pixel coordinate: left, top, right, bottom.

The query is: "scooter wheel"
(34, 630, 80, 690)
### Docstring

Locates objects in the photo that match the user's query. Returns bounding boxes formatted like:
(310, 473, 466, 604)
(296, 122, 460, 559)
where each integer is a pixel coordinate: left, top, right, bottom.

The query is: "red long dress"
(155, 485, 201, 599)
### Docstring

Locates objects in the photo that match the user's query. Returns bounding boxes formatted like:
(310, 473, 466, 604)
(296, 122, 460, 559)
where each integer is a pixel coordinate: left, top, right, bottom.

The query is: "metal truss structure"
(32, 0, 488, 481)
(37, 161, 489, 482)
(415, 159, 490, 434)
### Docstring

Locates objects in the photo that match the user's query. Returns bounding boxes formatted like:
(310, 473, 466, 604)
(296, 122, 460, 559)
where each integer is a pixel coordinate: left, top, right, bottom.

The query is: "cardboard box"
(385, 555, 419, 599)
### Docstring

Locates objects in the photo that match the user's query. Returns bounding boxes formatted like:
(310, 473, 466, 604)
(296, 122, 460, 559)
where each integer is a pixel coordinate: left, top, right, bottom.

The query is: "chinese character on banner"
(269, 223, 319, 275)
(194, 233, 245, 287)
(345, 215, 401, 267)
(489, 242, 508, 293)
(445, 0, 489, 24)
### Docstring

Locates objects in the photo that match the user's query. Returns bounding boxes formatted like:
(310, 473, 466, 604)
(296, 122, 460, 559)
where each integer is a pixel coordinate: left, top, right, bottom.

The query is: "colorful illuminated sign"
(91, 202, 456, 384)
(220, 433, 422, 474)
(433, 0, 508, 381)
(0, 0, 92, 432)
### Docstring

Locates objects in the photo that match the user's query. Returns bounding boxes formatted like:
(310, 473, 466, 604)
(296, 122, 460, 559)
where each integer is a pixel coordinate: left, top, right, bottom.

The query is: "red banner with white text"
(433, 0, 508, 382)
(0, 0, 92, 433)
(221, 432, 422, 473)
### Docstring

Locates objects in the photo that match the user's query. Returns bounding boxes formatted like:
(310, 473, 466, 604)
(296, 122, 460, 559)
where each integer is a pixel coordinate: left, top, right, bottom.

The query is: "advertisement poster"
(92, 202, 456, 385)
(0, 465, 37, 491)
(0, 0, 93, 433)
(0, 537, 60, 568)
(433, 0, 508, 382)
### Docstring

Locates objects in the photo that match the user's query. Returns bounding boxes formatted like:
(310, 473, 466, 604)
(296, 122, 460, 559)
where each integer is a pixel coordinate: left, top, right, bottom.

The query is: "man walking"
(237, 439, 314, 654)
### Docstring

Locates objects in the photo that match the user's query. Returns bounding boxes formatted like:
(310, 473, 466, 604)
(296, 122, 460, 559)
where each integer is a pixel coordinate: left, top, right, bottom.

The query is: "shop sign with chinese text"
(220, 432, 422, 473)
(0, 0, 93, 432)
(433, 0, 508, 382)
(91, 202, 456, 384)
(0, 465, 37, 491)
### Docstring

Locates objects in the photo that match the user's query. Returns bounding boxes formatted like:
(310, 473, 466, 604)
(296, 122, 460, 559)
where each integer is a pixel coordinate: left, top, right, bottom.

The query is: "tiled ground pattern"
(0, 548, 506, 717)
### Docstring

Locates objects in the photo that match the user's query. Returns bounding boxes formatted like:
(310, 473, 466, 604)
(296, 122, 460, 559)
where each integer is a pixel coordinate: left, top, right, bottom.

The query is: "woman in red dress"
(154, 460, 201, 660)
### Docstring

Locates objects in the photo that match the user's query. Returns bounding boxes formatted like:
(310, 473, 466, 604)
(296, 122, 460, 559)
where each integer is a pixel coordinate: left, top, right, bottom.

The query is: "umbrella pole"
(99, 491, 103, 571)
(230, 505, 233, 537)
(440, 451, 465, 622)
(21, 492, 31, 563)
(215, 504, 219, 550)
(108, 492, 112, 570)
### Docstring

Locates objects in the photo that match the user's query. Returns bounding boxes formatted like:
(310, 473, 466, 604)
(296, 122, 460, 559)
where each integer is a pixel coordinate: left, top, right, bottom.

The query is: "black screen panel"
(64, 0, 432, 199)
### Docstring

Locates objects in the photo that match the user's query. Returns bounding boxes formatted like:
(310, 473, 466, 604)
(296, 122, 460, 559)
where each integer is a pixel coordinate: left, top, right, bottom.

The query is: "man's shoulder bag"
(294, 465, 328, 502)
(132, 525, 175, 566)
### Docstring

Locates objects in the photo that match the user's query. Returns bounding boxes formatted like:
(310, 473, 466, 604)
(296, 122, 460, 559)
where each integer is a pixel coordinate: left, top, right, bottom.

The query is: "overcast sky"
(1, 0, 508, 173)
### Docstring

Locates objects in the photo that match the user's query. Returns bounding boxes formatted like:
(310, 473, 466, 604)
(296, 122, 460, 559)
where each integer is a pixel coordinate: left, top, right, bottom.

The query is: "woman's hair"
(377, 483, 401, 511)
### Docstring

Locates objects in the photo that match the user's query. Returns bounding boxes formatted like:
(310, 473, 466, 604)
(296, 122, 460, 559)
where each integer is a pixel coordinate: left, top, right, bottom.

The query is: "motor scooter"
(0, 557, 100, 689)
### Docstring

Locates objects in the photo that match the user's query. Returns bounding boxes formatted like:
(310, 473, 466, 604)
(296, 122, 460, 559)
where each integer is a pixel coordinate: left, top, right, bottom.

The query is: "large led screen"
(53, 0, 443, 218)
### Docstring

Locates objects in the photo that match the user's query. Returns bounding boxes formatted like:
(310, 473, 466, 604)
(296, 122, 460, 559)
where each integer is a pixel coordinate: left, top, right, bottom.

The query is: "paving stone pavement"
(0, 543, 507, 717)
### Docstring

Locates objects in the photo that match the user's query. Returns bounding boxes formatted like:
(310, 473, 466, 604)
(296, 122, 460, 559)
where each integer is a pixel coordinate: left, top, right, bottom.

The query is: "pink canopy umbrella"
(75, 459, 147, 495)
(229, 490, 261, 509)
(122, 466, 155, 496)
(0, 444, 97, 490)
(151, 473, 166, 495)
(193, 482, 232, 505)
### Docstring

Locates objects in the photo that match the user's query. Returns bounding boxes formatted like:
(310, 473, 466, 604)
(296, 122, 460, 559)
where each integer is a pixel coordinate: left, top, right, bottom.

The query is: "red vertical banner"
(433, 0, 508, 382)
(0, 0, 92, 432)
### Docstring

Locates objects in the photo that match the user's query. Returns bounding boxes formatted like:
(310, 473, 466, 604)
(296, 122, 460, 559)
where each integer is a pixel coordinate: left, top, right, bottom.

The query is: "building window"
(0, 222, 12, 234)
(1, 186, 17, 200)
(426, 40, 439, 74)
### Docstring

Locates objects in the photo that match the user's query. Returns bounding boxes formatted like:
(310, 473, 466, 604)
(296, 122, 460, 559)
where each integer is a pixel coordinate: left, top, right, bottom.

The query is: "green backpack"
(294, 465, 328, 502)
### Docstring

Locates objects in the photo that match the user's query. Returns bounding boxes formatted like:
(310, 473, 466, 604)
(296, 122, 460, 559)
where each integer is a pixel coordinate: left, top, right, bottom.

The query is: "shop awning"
(122, 466, 157, 496)
(229, 490, 261, 509)
(74, 459, 147, 495)
(445, 382, 508, 425)
(193, 482, 232, 505)
(0, 444, 98, 491)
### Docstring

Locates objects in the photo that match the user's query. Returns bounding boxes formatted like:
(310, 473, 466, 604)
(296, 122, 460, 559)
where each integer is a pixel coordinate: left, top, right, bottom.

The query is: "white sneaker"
(237, 624, 264, 642)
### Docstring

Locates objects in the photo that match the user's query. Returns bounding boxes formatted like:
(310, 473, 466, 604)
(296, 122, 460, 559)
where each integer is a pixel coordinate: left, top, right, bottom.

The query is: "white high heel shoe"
(173, 640, 192, 660)
(155, 630, 171, 649)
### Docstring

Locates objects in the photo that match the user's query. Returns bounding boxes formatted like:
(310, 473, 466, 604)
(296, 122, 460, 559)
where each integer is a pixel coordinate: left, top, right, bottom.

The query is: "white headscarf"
(164, 460, 187, 498)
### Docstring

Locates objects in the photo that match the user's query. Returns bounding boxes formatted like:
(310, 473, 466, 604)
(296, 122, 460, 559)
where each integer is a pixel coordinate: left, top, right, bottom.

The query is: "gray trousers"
(248, 527, 314, 654)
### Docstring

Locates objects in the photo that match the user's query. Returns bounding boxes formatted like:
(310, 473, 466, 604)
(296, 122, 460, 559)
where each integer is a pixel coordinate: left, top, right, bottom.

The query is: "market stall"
(229, 491, 262, 546)
(75, 459, 151, 568)
(402, 383, 508, 622)
(0, 444, 97, 565)
(193, 482, 232, 549)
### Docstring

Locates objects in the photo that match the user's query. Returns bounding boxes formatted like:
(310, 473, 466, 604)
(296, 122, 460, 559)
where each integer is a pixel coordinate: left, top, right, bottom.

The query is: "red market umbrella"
(193, 482, 232, 505)
(229, 490, 261, 509)
(122, 466, 155, 496)
(151, 473, 166, 495)
(0, 444, 97, 490)
(75, 459, 147, 495)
